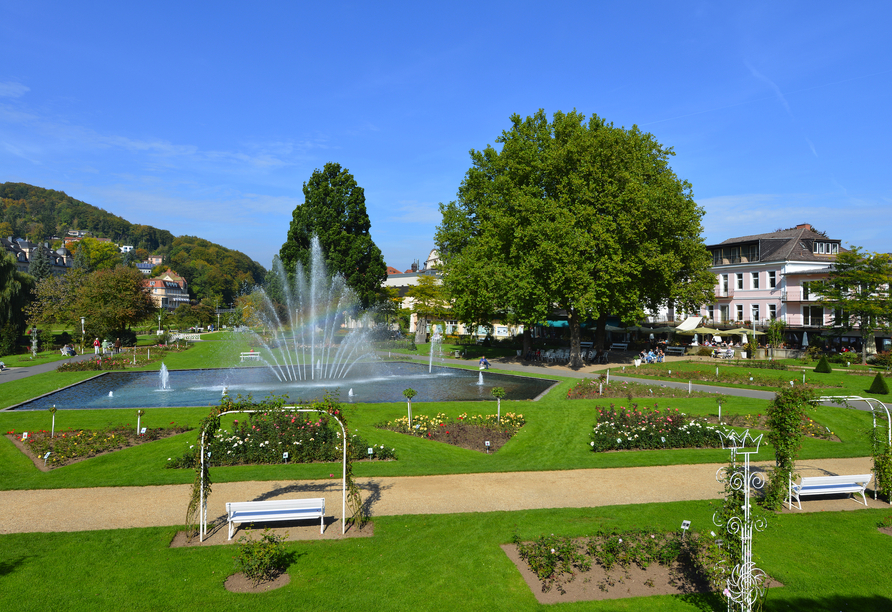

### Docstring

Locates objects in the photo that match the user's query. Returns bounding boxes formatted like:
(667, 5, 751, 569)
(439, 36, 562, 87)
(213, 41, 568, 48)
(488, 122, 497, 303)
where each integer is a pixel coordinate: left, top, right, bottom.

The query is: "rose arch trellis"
(196, 406, 349, 542)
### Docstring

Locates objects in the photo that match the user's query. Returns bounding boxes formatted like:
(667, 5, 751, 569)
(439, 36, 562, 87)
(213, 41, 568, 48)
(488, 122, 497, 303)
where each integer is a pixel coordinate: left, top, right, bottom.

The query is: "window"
(713, 249, 723, 265)
(813, 241, 840, 254)
(802, 281, 810, 300)
(736, 274, 744, 290)
(720, 305, 730, 323)
(744, 244, 759, 261)
(751, 272, 759, 290)
(803, 306, 824, 326)
(768, 271, 776, 288)
(736, 305, 744, 321)
(768, 304, 777, 319)
(721, 274, 729, 296)
(751, 304, 760, 322)
(730, 247, 741, 263)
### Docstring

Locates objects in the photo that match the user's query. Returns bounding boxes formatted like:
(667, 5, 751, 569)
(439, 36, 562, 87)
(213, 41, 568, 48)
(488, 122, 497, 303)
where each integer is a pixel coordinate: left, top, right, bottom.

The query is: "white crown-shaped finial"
(717, 429, 763, 453)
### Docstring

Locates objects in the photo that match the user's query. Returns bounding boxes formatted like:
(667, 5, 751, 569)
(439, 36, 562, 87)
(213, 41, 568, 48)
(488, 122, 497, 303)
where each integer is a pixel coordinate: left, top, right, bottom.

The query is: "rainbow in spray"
(242, 237, 376, 381)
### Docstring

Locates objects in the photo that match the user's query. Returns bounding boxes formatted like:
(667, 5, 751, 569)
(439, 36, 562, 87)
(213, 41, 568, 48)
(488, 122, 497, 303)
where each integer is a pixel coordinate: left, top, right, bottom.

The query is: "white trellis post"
(199, 407, 350, 541)
(714, 430, 768, 612)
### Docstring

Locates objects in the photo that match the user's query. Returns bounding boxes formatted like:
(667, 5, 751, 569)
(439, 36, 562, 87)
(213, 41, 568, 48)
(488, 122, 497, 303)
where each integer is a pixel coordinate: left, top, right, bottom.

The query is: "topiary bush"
(869, 372, 890, 395)
(814, 355, 832, 373)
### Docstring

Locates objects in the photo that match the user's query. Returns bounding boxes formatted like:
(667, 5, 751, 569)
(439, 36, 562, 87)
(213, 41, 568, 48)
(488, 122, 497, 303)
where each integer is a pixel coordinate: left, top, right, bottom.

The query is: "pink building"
(698, 223, 865, 348)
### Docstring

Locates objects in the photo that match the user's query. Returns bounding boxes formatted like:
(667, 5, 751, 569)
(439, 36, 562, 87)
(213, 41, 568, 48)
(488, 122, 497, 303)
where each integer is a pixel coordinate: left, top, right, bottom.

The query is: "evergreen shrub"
(869, 372, 890, 395)
(814, 355, 832, 373)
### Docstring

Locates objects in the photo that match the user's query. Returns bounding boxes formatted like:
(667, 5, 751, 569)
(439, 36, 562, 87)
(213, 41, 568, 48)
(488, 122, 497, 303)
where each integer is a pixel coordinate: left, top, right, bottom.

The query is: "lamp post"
(158, 313, 162, 333)
(80, 317, 85, 336)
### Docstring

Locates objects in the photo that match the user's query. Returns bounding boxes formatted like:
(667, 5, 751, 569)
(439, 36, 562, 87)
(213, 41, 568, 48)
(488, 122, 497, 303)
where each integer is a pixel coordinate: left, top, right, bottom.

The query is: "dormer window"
(813, 242, 839, 255)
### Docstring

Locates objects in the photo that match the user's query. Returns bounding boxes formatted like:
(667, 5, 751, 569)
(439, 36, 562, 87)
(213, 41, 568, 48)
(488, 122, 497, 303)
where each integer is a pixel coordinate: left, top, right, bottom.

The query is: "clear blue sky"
(2, 2, 890, 272)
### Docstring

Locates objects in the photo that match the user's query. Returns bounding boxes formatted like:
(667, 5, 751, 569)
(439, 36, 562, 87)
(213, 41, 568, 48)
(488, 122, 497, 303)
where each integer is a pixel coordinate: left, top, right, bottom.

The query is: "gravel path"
(0, 457, 878, 535)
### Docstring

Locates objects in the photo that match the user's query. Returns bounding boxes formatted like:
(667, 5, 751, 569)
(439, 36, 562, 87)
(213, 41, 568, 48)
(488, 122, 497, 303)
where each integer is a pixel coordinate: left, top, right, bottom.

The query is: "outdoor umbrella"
(726, 327, 765, 336)
(802, 332, 809, 348)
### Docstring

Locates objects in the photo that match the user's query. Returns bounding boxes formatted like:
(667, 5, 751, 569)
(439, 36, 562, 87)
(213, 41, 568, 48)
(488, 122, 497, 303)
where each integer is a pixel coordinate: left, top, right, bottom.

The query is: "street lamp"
(158, 313, 162, 333)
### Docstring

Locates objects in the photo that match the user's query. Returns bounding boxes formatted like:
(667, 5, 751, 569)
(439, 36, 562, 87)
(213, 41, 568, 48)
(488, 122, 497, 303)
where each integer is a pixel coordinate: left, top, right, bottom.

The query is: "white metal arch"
(199, 407, 348, 541)
(813, 395, 891, 503)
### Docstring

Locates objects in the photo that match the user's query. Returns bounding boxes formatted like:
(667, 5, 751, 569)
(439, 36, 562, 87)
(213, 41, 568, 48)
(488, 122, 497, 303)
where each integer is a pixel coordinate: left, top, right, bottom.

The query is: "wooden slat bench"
(240, 352, 261, 362)
(610, 343, 628, 351)
(226, 498, 326, 539)
(787, 474, 872, 510)
(665, 346, 687, 356)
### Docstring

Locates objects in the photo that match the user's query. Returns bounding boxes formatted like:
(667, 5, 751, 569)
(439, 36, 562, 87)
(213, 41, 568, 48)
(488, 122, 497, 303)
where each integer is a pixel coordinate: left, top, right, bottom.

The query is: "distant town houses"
(1, 236, 72, 275)
(144, 268, 190, 311)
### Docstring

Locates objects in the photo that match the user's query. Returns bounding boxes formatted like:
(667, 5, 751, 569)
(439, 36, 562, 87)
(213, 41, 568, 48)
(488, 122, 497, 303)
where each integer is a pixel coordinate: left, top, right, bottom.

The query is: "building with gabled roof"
(144, 268, 190, 310)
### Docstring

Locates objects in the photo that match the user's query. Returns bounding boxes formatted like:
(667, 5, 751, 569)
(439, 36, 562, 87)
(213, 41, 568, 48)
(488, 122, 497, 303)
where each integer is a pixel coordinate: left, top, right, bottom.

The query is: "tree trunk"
(594, 314, 607, 350)
(522, 326, 532, 359)
(569, 308, 583, 368)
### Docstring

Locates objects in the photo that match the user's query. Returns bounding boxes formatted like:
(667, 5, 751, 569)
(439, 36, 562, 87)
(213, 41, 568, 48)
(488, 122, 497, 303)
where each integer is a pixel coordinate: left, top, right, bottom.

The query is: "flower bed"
(590, 404, 726, 452)
(167, 409, 395, 468)
(511, 528, 717, 595)
(626, 365, 840, 389)
(568, 378, 727, 400)
(8, 424, 191, 467)
(708, 412, 838, 441)
(377, 412, 524, 452)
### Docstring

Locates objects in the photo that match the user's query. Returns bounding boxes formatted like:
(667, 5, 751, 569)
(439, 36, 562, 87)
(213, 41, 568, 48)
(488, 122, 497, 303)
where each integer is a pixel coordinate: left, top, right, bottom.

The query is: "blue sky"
(2, 2, 890, 272)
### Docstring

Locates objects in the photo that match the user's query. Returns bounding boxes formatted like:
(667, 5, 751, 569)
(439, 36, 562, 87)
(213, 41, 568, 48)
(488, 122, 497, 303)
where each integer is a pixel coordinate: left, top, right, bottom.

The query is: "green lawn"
(1, 502, 889, 611)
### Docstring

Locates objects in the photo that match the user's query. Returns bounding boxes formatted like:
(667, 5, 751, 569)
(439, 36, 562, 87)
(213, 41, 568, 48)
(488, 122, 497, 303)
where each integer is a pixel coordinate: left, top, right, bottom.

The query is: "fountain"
(429, 325, 443, 373)
(478, 371, 484, 386)
(159, 363, 170, 391)
(243, 237, 376, 382)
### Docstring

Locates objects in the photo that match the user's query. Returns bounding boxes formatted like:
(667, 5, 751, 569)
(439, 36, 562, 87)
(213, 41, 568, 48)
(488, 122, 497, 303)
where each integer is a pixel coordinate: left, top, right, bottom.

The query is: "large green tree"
(279, 163, 387, 308)
(0, 252, 36, 350)
(812, 246, 892, 364)
(28, 266, 153, 339)
(436, 109, 714, 366)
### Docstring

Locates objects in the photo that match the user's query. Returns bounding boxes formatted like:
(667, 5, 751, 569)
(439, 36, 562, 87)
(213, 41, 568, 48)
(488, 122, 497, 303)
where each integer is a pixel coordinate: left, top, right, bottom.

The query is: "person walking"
(114, 338, 121, 354)
(93, 337, 100, 355)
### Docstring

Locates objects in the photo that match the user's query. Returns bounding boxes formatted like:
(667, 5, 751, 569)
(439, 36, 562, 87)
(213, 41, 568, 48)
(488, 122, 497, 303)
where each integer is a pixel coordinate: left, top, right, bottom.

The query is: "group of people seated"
(638, 349, 665, 363)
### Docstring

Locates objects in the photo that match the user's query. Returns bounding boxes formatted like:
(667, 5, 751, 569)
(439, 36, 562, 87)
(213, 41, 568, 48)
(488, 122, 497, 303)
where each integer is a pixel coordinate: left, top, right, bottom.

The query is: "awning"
(675, 316, 703, 332)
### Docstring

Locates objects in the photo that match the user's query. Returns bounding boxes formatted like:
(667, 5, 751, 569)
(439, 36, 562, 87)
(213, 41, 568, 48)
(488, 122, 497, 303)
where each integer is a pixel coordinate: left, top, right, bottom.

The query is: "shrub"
(869, 351, 892, 369)
(814, 355, 832, 373)
(234, 528, 289, 585)
(827, 353, 852, 366)
(696, 347, 712, 357)
(869, 372, 890, 395)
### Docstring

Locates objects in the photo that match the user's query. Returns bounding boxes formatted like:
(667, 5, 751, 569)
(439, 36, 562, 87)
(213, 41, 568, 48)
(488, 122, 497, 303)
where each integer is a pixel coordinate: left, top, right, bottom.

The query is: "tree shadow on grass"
(0, 554, 31, 577)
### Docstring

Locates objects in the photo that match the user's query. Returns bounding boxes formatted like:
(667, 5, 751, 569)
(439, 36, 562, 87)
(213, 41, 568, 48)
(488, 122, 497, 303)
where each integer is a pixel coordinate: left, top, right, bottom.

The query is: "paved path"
(0, 457, 878, 535)
(0, 352, 96, 385)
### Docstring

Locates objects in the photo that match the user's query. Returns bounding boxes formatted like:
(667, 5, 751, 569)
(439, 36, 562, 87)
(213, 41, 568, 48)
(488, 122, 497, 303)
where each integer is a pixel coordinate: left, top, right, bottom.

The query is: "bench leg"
(320, 514, 324, 534)
(228, 520, 235, 540)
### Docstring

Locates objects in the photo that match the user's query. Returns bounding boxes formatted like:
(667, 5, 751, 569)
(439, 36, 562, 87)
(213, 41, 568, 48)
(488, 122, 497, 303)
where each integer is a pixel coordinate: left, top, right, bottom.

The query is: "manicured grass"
(0, 380, 876, 490)
(1, 502, 890, 611)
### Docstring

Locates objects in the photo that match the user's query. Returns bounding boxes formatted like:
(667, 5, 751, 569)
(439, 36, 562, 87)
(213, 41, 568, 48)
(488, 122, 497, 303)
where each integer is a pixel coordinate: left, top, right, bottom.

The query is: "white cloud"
(0, 82, 29, 98)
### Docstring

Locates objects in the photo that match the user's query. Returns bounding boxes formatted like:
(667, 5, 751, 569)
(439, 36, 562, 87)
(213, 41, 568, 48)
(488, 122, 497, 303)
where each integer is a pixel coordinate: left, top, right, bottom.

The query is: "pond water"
(11, 362, 557, 410)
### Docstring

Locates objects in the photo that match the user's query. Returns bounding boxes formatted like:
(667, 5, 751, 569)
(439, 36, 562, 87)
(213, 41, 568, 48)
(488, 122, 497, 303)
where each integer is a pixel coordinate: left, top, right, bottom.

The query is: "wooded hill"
(0, 182, 266, 304)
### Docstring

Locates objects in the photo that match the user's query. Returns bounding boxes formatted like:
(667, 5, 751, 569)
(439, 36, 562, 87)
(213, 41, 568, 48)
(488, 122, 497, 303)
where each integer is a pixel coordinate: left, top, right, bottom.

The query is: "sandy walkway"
(0, 457, 879, 535)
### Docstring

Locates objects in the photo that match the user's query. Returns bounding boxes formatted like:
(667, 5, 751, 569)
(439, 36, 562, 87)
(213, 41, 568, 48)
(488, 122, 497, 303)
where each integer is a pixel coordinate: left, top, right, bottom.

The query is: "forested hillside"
(0, 182, 266, 303)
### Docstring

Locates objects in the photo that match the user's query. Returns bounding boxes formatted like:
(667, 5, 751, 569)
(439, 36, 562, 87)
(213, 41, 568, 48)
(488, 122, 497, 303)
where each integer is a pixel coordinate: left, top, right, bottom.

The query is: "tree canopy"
(435, 109, 714, 365)
(812, 246, 892, 364)
(28, 266, 154, 339)
(27, 245, 53, 280)
(278, 163, 387, 308)
(0, 252, 36, 335)
(405, 274, 450, 343)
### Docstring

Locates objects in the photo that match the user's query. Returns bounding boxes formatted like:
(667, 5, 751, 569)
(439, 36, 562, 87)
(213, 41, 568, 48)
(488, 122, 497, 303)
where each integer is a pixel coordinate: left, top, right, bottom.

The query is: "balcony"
(781, 290, 816, 303)
(714, 286, 734, 300)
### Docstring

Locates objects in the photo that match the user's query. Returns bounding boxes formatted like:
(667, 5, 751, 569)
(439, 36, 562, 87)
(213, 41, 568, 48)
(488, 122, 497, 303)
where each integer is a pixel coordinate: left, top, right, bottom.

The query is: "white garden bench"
(610, 342, 628, 351)
(240, 352, 261, 362)
(665, 346, 687, 356)
(787, 474, 872, 510)
(226, 498, 326, 539)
